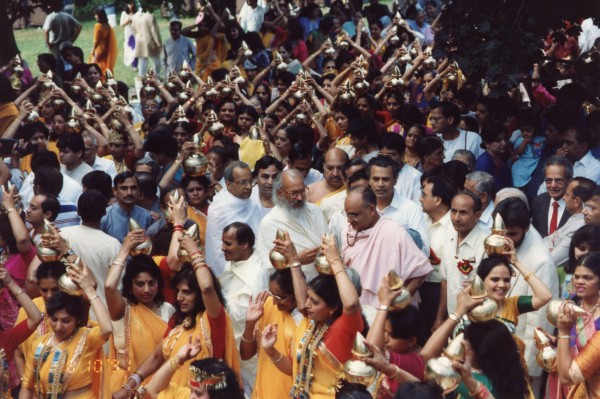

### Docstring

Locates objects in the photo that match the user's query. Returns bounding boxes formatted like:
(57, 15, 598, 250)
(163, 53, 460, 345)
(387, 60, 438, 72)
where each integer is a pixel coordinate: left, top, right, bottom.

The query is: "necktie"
(549, 201, 559, 235)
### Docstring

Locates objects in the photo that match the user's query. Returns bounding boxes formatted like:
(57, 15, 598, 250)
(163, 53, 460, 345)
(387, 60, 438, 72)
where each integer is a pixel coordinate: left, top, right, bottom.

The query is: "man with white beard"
(257, 169, 327, 281)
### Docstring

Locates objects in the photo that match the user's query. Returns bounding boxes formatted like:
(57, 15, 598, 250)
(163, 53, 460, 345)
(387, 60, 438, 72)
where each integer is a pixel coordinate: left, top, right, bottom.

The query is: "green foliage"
(7, 0, 50, 24)
(434, 0, 600, 82)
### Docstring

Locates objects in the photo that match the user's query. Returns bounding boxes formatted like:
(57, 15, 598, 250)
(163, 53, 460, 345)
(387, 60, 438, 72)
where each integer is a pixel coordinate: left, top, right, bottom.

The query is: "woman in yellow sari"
(14, 262, 65, 378)
(111, 233, 240, 399)
(20, 259, 113, 399)
(89, 8, 118, 75)
(104, 231, 175, 394)
(240, 269, 301, 399)
(261, 232, 363, 399)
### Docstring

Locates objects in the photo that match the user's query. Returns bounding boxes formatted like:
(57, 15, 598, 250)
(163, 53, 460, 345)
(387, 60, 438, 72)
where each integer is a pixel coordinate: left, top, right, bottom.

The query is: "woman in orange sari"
(104, 231, 174, 394)
(90, 8, 118, 75)
(181, 175, 210, 245)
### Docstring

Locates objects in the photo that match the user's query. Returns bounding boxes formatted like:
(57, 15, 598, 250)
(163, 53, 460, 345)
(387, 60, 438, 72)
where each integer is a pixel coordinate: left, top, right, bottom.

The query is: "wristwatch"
(291, 262, 301, 268)
(63, 248, 75, 259)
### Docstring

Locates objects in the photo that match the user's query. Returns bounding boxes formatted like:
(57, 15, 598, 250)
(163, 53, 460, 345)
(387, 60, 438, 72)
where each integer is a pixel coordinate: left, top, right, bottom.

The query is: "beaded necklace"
(290, 320, 330, 399)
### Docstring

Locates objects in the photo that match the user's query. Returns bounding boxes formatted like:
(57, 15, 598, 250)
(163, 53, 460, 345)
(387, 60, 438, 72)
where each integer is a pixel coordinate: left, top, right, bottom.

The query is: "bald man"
(307, 148, 349, 205)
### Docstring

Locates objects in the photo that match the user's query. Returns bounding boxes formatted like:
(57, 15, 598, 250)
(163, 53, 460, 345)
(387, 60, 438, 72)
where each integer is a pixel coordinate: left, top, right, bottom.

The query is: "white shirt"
(574, 151, 600, 183)
(319, 189, 347, 223)
(92, 156, 118, 181)
(477, 201, 494, 230)
(440, 224, 490, 314)
(395, 164, 422, 204)
(19, 171, 83, 209)
(304, 168, 324, 185)
(438, 129, 483, 163)
(250, 185, 273, 218)
(425, 210, 452, 283)
(238, 3, 266, 32)
(61, 162, 93, 185)
(579, 18, 600, 53)
(378, 190, 430, 255)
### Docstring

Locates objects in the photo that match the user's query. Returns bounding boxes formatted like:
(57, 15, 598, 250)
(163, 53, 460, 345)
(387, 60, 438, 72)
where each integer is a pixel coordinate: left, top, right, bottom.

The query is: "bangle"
(173, 226, 184, 233)
(386, 364, 400, 380)
(89, 295, 100, 302)
(134, 370, 145, 380)
(14, 290, 25, 297)
(378, 305, 389, 311)
(291, 262, 301, 268)
(190, 250, 202, 258)
(240, 331, 255, 343)
(468, 381, 481, 397)
(448, 312, 460, 322)
(129, 373, 141, 387)
(524, 271, 535, 281)
(168, 356, 181, 371)
(328, 257, 342, 265)
(334, 269, 346, 277)
(193, 262, 208, 272)
(173, 224, 184, 229)
(121, 383, 133, 395)
(270, 351, 283, 363)
(112, 259, 124, 268)
(557, 335, 570, 340)
(6, 208, 16, 214)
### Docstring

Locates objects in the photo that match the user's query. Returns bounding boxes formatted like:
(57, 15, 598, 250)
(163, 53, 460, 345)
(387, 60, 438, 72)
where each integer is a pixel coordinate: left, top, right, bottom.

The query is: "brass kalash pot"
(467, 275, 498, 322)
(425, 333, 464, 394)
(182, 134, 209, 177)
(36, 220, 62, 262)
(534, 327, 557, 372)
(484, 214, 507, 256)
(314, 233, 335, 275)
(387, 270, 412, 310)
(269, 229, 289, 270)
(59, 257, 84, 296)
(128, 219, 153, 256)
(342, 333, 377, 386)
(177, 225, 200, 263)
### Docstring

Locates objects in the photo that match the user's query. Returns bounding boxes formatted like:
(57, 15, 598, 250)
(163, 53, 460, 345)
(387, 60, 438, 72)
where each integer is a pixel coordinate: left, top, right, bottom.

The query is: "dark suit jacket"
(531, 192, 571, 237)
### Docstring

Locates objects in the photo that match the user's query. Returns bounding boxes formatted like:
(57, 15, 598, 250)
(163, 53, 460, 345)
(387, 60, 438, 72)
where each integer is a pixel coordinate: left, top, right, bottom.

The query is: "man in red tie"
(531, 156, 573, 237)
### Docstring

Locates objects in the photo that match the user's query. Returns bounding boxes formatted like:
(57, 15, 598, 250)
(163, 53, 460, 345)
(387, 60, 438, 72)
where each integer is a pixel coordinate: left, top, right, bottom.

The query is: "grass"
(13, 13, 196, 88)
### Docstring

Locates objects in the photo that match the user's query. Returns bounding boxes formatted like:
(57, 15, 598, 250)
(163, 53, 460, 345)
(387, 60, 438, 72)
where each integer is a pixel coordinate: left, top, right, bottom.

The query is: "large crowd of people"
(0, 0, 600, 398)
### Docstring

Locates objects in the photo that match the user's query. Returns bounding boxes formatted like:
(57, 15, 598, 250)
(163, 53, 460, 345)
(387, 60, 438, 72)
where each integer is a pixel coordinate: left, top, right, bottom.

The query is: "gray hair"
(273, 169, 304, 194)
(495, 188, 530, 210)
(466, 171, 496, 200)
(545, 156, 574, 180)
(135, 158, 160, 177)
(224, 161, 250, 182)
(81, 132, 97, 146)
(452, 149, 476, 169)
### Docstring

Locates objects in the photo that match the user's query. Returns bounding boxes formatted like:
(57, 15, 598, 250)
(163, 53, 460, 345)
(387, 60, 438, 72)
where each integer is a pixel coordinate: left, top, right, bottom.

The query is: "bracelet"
(121, 383, 133, 395)
(524, 271, 536, 282)
(334, 269, 346, 277)
(6, 208, 16, 214)
(328, 257, 342, 265)
(190, 250, 202, 257)
(468, 381, 481, 397)
(173, 226, 184, 233)
(448, 312, 461, 322)
(557, 335, 570, 340)
(89, 295, 100, 302)
(112, 259, 124, 268)
(173, 224, 184, 229)
(14, 290, 25, 297)
(270, 351, 283, 363)
(386, 364, 400, 380)
(378, 305, 389, 311)
(193, 262, 208, 272)
(134, 370, 145, 380)
(129, 373, 141, 387)
(240, 331, 255, 343)
(168, 356, 181, 371)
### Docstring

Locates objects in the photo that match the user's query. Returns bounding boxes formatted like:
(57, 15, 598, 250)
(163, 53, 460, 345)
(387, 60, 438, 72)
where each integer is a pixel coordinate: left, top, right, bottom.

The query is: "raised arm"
(1, 187, 31, 256)
(0, 267, 42, 330)
(240, 291, 268, 360)
(502, 237, 552, 310)
(273, 230, 308, 315)
(320, 234, 360, 315)
(366, 275, 404, 351)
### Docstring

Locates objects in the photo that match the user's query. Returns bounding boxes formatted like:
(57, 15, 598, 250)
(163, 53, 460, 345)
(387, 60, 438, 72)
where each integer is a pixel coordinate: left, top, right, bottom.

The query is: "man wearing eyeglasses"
(257, 169, 327, 282)
(340, 186, 432, 308)
(205, 161, 262, 277)
(531, 156, 573, 238)
(430, 101, 483, 163)
(219, 222, 268, 394)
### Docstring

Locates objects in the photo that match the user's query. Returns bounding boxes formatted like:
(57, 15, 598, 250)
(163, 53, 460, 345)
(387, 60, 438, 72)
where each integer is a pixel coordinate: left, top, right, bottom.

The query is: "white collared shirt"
(425, 210, 452, 283)
(477, 201, 494, 230)
(574, 150, 600, 183)
(437, 129, 483, 163)
(378, 189, 430, 255)
(394, 164, 422, 204)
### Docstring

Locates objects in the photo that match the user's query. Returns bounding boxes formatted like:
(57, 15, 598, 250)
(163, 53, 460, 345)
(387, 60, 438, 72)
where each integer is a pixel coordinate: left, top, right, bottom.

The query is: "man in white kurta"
(493, 197, 559, 389)
(218, 222, 268, 396)
(206, 162, 263, 276)
(257, 169, 327, 282)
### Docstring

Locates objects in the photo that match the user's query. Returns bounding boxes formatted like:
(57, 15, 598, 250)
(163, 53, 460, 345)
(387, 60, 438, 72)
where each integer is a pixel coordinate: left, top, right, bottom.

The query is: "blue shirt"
(100, 203, 155, 243)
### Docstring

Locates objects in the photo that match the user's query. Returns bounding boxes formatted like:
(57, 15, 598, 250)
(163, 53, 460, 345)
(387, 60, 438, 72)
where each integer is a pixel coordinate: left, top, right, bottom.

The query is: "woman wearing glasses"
(240, 268, 301, 399)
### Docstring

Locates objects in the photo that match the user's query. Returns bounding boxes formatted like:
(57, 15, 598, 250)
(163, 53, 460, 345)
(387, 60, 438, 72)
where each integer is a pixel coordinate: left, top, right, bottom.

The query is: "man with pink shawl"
(341, 186, 432, 307)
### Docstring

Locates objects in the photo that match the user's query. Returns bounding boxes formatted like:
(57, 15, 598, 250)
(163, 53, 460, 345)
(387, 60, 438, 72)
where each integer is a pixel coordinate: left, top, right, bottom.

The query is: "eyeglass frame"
(267, 288, 293, 302)
(230, 178, 257, 187)
(278, 185, 309, 199)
